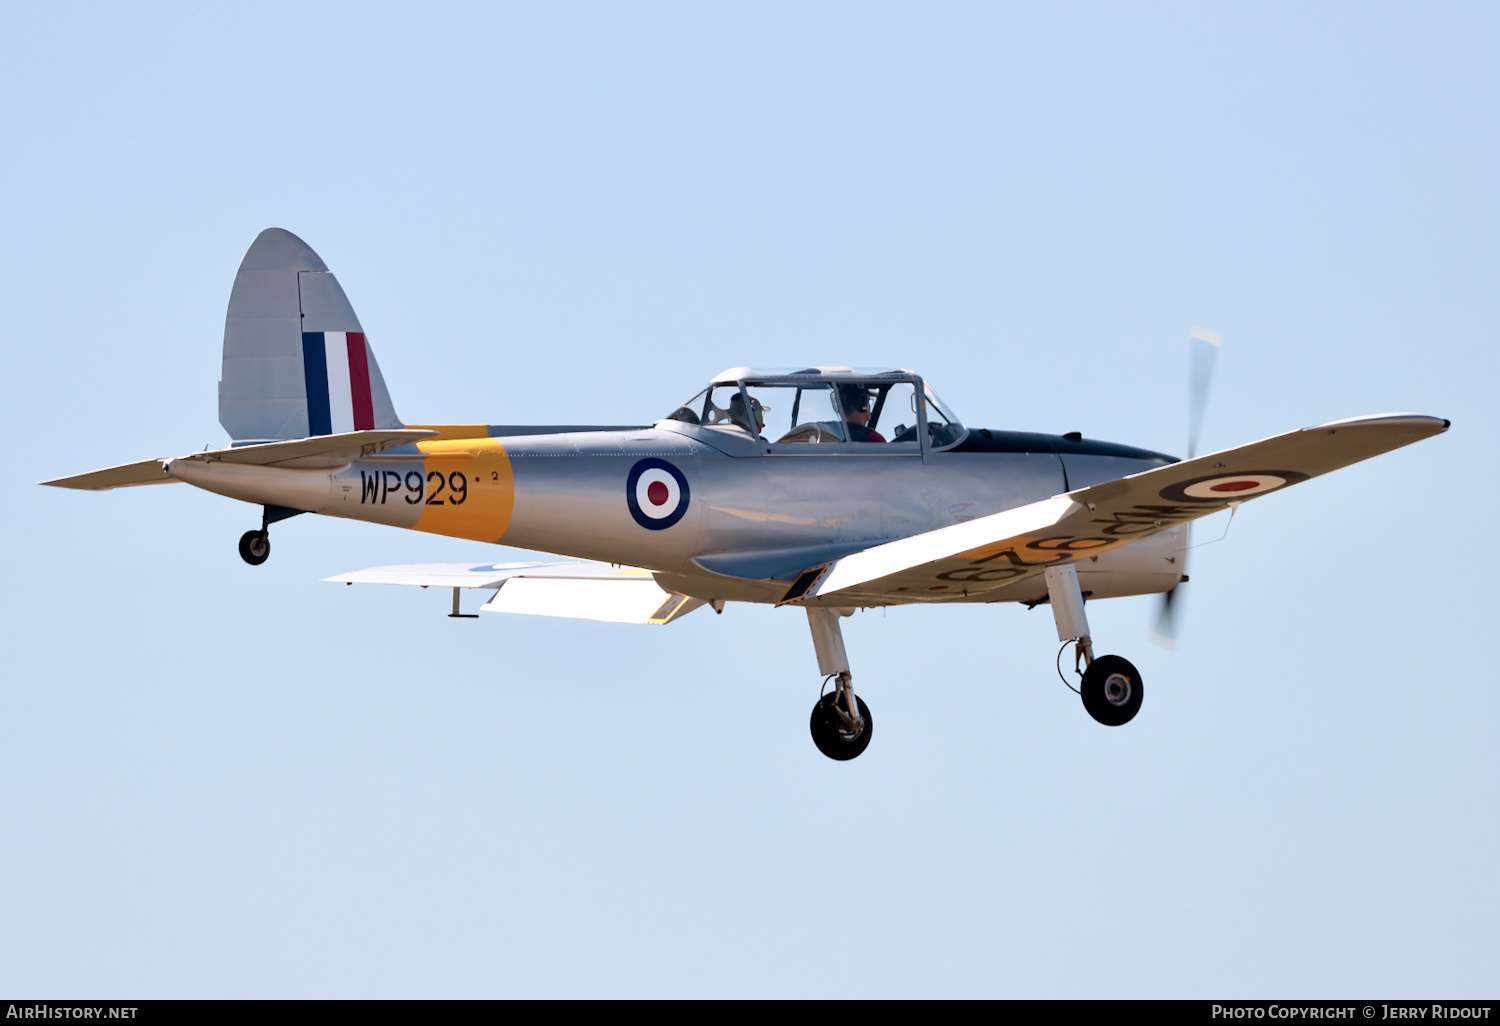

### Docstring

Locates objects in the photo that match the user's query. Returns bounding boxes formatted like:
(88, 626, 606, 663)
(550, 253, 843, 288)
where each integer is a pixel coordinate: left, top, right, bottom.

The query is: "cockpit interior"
(663, 368, 967, 450)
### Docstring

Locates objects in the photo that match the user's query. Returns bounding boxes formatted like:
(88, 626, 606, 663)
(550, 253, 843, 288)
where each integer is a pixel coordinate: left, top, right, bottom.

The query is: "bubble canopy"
(664, 368, 966, 449)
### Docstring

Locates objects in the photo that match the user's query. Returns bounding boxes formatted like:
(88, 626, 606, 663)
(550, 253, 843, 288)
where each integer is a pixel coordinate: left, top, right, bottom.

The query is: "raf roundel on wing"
(1158, 470, 1309, 504)
(626, 458, 691, 530)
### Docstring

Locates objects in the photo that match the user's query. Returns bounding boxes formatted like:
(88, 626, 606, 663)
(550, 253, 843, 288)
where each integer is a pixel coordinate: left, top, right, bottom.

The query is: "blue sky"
(2, 1, 1495, 997)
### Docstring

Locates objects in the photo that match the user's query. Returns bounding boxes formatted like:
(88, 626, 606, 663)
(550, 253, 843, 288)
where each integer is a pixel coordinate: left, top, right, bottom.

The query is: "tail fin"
(218, 228, 402, 443)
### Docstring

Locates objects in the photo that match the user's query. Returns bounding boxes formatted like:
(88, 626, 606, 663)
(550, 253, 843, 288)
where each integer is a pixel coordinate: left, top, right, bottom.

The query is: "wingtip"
(1315, 413, 1450, 434)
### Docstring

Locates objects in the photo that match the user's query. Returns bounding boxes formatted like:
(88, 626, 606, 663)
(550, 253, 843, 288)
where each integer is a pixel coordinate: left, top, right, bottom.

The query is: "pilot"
(727, 392, 769, 439)
(837, 384, 886, 443)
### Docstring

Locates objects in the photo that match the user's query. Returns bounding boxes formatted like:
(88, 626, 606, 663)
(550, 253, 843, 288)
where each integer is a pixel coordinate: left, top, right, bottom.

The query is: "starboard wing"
(324, 560, 706, 625)
(785, 413, 1448, 604)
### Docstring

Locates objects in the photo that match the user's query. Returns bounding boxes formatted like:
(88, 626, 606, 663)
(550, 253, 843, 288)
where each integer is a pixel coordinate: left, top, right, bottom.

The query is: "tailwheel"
(809, 679, 873, 761)
(238, 530, 270, 566)
(1081, 654, 1143, 726)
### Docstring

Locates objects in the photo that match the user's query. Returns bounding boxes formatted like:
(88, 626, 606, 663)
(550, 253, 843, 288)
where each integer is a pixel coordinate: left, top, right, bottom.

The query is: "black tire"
(1081, 654, 1143, 726)
(238, 530, 270, 566)
(809, 691, 873, 761)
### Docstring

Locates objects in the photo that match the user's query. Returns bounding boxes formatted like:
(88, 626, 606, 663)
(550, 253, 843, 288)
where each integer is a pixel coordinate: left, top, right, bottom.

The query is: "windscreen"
(745, 380, 922, 447)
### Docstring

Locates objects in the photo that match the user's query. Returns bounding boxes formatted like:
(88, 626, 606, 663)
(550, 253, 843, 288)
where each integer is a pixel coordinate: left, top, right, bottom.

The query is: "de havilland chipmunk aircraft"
(44, 229, 1449, 760)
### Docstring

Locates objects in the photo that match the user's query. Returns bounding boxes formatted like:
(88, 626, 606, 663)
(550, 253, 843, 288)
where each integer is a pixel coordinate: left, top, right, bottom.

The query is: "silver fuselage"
(168, 419, 1184, 607)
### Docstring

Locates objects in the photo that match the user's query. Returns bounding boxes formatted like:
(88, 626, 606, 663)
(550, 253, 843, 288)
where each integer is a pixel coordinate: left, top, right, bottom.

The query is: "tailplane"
(219, 228, 402, 443)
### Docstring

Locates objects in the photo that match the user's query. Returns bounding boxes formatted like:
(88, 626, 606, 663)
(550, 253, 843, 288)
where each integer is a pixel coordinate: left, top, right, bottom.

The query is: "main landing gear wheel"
(810, 690, 873, 761)
(1081, 654, 1143, 727)
(238, 530, 270, 566)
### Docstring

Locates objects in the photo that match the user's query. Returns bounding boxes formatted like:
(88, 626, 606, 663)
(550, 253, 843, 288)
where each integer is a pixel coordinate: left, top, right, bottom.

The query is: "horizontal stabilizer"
(40, 459, 178, 491)
(45, 429, 439, 491)
(790, 413, 1449, 603)
(325, 560, 705, 624)
(179, 429, 437, 469)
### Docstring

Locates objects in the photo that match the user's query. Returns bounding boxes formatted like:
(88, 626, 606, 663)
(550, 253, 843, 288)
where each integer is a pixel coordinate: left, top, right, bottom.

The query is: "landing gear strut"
(1045, 563, 1144, 727)
(810, 685, 872, 761)
(805, 607, 872, 760)
(238, 505, 305, 566)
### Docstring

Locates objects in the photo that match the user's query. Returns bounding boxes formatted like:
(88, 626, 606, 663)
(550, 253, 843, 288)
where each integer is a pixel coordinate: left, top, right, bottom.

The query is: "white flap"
(481, 577, 681, 624)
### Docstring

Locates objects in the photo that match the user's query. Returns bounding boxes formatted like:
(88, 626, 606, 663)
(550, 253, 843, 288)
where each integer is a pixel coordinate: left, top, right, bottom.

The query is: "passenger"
(727, 392, 769, 440)
(837, 385, 886, 443)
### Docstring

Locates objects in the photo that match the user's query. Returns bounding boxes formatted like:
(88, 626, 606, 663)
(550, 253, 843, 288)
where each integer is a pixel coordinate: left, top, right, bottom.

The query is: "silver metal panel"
(365, 352, 402, 431)
(496, 433, 1069, 592)
(760, 457, 886, 549)
(223, 271, 302, 348)
(296, 272, 363, 332)
(1062, 454, 1162, 490)
(656, 420, 763, 457)
(490, 425, 643, 436)
(220, 230, 325, 442)
(234, 228, 329, 272)
(501, 430, 712, 570)
(693, 542, 866, 582)
(164, 460, 335, 512)
(884, 452, 1064, 537)
(220, 265, 307, 440)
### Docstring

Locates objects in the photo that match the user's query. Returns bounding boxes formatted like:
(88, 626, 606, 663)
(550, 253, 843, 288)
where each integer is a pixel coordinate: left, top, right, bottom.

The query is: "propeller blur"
(1152, 325, 1223, 648)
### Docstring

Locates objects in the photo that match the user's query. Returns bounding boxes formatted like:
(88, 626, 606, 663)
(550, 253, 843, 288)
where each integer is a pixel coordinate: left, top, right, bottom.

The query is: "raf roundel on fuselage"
(627, 458, 691, 530)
